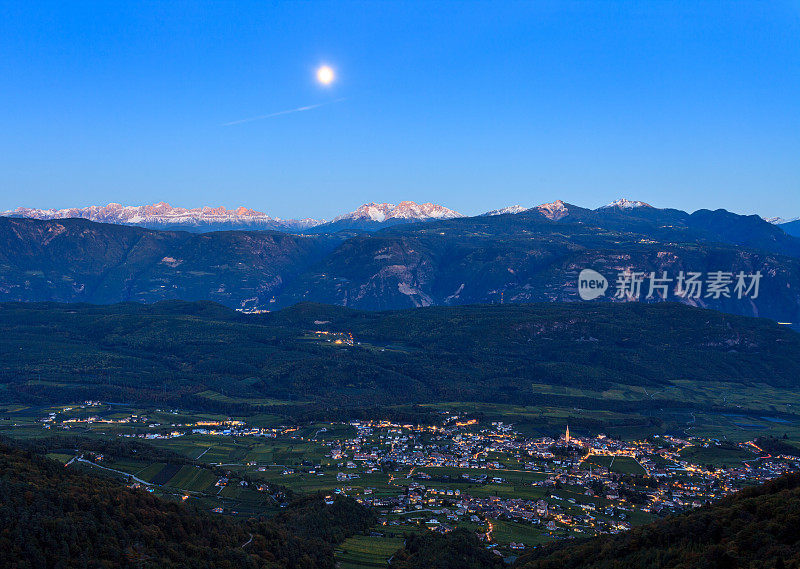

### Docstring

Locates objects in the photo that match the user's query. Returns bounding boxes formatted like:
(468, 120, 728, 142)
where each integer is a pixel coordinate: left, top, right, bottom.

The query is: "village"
(28, 402, 800, 546)
(321, 418, 800, 540)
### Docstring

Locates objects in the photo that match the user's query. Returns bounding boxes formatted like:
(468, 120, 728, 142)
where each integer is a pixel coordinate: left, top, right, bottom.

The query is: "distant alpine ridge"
(598, 198, 653, 210)
(2, 202, 322, 232)
(765, 216, 800, 225)
(332, 201, 461, 223)
(481, 205, 527, 216)
(2, 200, 463, 233)
(313, 201, 463, 232)
(3, 196, 800, 323)
(3, 198, 796, 234)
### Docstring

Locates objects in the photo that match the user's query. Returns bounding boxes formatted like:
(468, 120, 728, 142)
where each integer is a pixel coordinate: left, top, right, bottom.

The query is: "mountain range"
(2, 202, 320, 232)
(1, 200, 463, 233)
(780, 219, 800, 238)
(5, 199, 798, 236)
(1, 199, 799, 323)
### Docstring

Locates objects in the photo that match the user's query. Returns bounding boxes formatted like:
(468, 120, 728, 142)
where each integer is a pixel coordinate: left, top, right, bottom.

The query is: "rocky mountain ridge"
(7, 198, 797, 235)
(2, 200, 466, 233)
(3, 202, 322, 232)
(2, 203, 799, 323)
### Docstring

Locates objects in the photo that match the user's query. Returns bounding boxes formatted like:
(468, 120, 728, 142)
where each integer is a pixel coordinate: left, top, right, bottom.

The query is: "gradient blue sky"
(1, 1, 798, 219)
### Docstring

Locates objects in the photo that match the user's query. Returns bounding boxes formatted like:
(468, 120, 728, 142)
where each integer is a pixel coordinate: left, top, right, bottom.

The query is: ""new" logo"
(578, 269, 608, 300)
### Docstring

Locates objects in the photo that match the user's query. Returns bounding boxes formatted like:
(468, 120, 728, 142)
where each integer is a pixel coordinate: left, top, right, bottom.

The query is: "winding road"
(73, 456, 153, 486)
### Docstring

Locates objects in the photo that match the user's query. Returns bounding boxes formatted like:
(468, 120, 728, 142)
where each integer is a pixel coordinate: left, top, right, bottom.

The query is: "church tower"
(565, 424, 570, 444)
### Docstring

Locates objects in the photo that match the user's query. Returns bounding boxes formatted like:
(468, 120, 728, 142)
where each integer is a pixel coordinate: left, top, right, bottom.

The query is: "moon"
(316, 65, 335, 86)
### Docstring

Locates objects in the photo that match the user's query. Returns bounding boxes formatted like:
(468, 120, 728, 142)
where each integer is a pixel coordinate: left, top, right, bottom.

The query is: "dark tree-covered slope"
(1, 300, 798, 412)
(514, 473, 800, 569)
(387, 529, 505, 569)
(0, 440, 373, 569)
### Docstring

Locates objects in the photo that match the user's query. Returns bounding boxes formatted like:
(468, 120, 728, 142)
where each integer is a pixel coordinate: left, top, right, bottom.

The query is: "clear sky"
(1, 1, 798, 219)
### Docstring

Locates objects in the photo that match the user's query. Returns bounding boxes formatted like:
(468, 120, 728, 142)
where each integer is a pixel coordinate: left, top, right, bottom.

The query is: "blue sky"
(1, 1, 798, 219)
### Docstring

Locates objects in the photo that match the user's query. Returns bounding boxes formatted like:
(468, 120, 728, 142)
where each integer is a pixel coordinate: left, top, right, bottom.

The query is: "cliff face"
(0, 217, 340, 308)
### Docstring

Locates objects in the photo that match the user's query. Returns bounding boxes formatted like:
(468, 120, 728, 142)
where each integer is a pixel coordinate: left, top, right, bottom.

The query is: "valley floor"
(3, 400, 799, 561)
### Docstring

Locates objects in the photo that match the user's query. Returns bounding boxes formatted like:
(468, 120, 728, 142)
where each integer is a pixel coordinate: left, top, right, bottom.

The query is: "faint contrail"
(222, 98, 346, 126)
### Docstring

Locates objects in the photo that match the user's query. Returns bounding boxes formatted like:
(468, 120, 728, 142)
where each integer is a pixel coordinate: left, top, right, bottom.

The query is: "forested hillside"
(388, 529, 505, 569)
(513, 473, 800, 569)
(1, 300, 798, 419)
(0, 439, 373, 569)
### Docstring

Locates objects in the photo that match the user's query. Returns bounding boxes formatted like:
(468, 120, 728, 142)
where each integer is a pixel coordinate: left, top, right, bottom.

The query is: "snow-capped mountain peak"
(764, 216, 799, 225)
(481, 205, 527, 216)
(356, 202, 393, 222)
(598, 198, 653, 210)
(535, 200, 569, 221)
(1, 203, 325, 232)
(4, 200, 464, 232)
(332, 201, 463, 223)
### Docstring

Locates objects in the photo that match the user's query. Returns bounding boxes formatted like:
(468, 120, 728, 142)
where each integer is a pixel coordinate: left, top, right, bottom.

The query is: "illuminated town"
(28, 403, 800, 547)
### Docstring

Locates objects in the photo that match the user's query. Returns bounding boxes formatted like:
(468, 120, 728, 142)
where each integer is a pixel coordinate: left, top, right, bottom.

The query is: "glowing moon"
(316, 65, 335, 85)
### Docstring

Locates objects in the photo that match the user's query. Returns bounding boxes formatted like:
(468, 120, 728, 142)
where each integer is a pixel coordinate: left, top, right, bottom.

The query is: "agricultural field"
(581, 455, 647, 475)
(489, 520, 548, 546)
(45, 452, 74, 464)
(194, 390, 306, 410)
(678, 444, 757, 468)
(336, 535, 404, 569)
(408, 400, 800, 443)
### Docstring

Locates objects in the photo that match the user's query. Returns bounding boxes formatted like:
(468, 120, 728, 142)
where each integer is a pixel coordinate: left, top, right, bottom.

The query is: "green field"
(195, 390, 306, 408)
(164, 465, 217, 492)
(45, 452, 74, 464)
(582, 455, 646, 475)
(336, 535, 403, 569)
(135, 462, 168, 482)
(490, 520, 548, 546)
(678, 444, 757, 468)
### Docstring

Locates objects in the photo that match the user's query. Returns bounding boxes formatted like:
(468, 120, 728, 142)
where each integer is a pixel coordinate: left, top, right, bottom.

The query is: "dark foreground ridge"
(388, 529, 505, 569)
(512, 472, 800, 569)
(0, 438, 373, 569)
